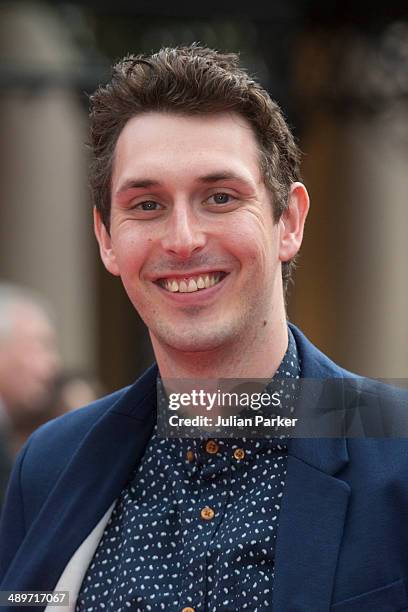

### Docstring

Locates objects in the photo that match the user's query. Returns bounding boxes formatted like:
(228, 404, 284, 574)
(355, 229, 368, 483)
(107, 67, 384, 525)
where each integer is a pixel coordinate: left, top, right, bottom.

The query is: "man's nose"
(161, 203, 206, 259)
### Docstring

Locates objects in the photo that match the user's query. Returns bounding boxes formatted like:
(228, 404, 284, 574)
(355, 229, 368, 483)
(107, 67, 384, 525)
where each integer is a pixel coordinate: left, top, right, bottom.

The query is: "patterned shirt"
(76, 327, 300, 612)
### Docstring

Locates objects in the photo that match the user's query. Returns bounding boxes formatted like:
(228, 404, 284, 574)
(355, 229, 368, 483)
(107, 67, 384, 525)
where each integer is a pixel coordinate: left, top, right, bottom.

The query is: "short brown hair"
(89, 44, 302, 292)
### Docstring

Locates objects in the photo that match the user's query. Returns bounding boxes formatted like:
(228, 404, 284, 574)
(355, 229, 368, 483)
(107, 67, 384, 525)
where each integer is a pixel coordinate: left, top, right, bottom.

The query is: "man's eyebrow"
(115, 179, 161, 194)
(196, 172, 253, 185)
(115, 172, 255, 196)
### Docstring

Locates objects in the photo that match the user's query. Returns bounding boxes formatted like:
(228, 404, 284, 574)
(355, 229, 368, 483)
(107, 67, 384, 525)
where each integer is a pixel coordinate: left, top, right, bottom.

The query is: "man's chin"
(151, 326, 233, 355)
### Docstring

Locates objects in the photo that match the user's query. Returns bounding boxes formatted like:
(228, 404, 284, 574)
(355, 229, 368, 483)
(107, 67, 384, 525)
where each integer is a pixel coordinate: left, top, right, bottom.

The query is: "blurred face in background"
(0, 302, 60, 418)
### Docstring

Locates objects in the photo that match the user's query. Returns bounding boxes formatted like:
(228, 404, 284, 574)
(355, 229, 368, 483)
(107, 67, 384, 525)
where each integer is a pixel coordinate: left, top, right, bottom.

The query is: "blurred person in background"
(0, 282, 60, 504)
(52, 370, 104, 415)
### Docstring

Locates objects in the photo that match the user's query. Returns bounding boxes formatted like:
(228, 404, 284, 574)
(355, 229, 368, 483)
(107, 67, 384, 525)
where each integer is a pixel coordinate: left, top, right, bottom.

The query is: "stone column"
(289, 24, 408, 378)
(0, 3, 96, 371)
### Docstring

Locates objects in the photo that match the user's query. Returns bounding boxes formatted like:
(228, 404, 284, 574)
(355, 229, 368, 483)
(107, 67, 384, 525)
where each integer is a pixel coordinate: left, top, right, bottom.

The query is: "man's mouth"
(157, 272, 227, 293)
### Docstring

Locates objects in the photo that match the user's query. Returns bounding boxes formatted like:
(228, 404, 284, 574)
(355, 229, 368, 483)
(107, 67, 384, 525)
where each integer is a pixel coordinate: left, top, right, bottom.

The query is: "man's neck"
(151, 318, 289, 381)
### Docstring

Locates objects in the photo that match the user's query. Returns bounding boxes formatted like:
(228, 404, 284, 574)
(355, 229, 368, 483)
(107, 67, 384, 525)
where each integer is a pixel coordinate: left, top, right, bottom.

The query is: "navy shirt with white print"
(76, 326, 300, 612)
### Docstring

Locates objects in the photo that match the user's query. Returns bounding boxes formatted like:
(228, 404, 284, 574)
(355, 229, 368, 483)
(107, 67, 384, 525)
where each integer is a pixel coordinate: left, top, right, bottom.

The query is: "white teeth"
(197, 276, 205, 289)
(161, 273, 224, 293)
(187, 279, 197, 292)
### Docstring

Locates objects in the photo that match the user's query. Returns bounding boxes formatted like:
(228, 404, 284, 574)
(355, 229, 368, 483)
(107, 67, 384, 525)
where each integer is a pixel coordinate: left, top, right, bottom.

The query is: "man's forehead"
(117, 109, 256, 136)
(112, 111, 263, 188)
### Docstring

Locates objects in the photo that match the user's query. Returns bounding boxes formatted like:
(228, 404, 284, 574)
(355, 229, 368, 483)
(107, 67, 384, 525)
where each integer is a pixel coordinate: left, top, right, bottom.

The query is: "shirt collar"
(156, 325, 301, 472)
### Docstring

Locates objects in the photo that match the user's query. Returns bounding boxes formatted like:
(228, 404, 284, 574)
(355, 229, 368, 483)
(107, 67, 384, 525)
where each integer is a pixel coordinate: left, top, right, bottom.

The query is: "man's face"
(95, 112, 297, 354)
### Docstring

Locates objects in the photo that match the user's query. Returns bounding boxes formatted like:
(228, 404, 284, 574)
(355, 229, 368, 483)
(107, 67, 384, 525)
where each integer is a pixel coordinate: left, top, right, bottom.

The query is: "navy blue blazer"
(1, 325, 408, 611)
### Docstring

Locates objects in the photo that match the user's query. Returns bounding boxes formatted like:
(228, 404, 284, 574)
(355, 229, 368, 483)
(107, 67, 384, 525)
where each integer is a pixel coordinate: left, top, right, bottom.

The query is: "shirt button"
(205, 440, 219, 454)
(200, 506, 215, 520)
(233, 448, 245, 460)
(186, 450, 194, 461)
(182, 608, 195, 612)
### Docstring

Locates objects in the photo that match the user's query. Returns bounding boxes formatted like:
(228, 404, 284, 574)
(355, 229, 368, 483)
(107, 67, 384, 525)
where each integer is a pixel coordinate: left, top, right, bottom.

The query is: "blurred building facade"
(0, 3, 96, 374)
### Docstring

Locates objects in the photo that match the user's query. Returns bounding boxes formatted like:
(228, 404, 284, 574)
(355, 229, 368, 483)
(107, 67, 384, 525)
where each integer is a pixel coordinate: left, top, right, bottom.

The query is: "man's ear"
(279, 182, 310, 262)
(93, 207, 120, 276)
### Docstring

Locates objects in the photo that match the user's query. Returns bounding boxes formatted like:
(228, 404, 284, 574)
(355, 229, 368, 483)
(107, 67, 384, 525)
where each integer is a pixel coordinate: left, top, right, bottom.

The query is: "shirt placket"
(177, 439, 231, 612)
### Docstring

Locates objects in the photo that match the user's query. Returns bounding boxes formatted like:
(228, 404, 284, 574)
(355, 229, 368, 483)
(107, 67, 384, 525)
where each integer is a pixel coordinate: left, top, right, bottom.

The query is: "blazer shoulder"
(28, 386, 131, 457)
(18, 386, 131, 517)
(343, 375, 408, 413)
(8, 363, 158, 523)
(359, 376, 408, 400)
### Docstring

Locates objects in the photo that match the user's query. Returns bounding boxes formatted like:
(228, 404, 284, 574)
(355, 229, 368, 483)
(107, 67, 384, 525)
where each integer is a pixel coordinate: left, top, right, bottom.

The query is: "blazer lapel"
(2, 365, 158, 593)
(272, 325, 352, 611)
(272, 438, 350, 611)
(45, 502, 116, 612)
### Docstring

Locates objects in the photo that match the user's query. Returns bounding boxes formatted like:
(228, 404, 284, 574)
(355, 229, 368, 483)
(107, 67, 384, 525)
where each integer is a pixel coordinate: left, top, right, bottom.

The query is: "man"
(0, 283, 60, 506)
(0, 46, 407, 611)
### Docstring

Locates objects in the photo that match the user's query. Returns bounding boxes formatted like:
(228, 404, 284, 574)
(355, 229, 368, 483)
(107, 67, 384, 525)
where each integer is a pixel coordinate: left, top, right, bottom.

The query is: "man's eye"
(208, 193, 232, 205)
(135, 201, 161, 211)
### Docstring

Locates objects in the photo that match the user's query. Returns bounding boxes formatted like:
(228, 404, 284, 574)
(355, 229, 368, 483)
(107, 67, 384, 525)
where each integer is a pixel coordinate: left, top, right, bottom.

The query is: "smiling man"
(96, 110, 305, 377)
(1, 45, 408, 612)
